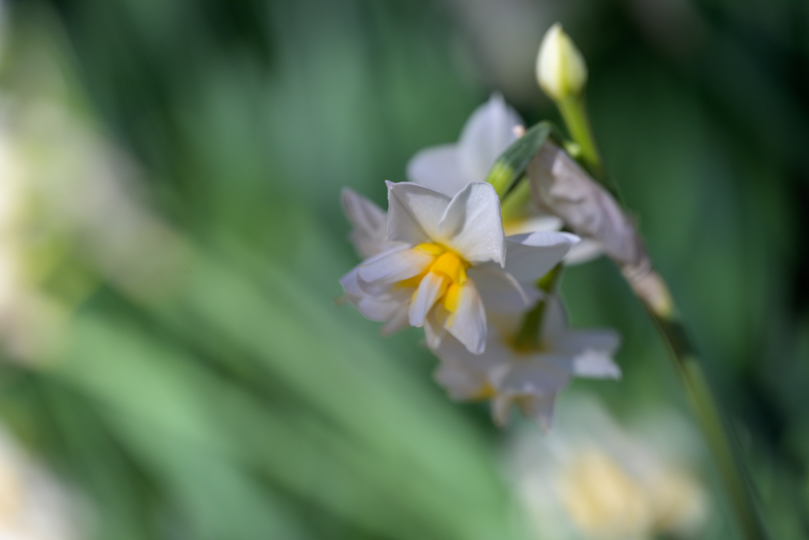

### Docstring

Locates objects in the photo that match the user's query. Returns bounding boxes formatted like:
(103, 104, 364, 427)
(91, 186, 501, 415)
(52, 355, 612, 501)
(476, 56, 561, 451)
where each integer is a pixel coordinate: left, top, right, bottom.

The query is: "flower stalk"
(551, 98, 768, 540)
(534, 23, 766, 533)
(638, 275, 767, 540)
(556, 95, 609, 190)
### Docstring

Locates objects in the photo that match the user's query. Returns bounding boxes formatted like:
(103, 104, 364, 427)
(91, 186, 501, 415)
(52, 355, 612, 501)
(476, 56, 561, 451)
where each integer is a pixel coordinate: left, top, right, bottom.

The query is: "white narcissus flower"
(536, 23, 588, 102)
(404, 94, 601, 264)
(340, 181, 578, 354)
(432, 295, 620, 427)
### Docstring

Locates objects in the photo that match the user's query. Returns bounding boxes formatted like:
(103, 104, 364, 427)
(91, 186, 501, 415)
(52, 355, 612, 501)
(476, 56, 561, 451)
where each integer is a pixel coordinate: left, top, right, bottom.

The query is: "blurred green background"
(0, 0, 807, 538)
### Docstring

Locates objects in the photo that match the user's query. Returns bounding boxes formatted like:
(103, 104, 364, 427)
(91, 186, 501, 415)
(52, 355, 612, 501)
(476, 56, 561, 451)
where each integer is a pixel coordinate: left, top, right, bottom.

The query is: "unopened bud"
(536, 24, 588, 101)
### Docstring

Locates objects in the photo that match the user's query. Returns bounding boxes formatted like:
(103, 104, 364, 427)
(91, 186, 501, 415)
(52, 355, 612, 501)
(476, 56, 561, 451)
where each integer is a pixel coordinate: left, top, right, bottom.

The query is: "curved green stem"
(552, 90, 766, 540)
(636, 276, 768, 540)
(557, 95, 619, 198)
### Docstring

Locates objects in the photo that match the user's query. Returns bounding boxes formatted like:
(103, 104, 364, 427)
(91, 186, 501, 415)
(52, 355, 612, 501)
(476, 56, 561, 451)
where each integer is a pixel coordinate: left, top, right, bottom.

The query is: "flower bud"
(536, 24, 588, 101)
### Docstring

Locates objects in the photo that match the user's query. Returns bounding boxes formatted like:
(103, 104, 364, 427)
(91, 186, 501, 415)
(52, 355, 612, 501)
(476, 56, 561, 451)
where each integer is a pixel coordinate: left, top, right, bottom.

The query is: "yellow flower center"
(556, 449, 651, 538)
(398, 243, 470, 313)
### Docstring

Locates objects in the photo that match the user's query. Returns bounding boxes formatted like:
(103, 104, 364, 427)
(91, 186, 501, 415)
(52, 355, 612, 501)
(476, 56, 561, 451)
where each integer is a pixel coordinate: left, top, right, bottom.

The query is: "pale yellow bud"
(536, 23, 588, 101)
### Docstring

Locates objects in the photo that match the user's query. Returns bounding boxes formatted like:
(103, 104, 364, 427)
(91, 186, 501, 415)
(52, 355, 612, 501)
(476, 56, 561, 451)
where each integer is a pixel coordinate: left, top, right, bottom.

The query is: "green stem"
(551, 80, 766, 540)
(637, 277, 767, 540)
(557, 95, 619, 197)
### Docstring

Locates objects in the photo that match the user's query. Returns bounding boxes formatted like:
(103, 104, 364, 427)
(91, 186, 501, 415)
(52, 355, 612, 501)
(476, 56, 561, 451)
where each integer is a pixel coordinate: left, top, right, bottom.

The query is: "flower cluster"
(339, 95, 620, 427)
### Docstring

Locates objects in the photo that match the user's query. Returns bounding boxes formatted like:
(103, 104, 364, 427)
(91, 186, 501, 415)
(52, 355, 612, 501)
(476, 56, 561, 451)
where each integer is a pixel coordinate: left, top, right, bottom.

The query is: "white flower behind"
(508, 395, 710, 540)
(340, 181, 578, 354)
(432, 294, 620, 427)
(406, 94, 601, 263)
(407, 94, 523, 197)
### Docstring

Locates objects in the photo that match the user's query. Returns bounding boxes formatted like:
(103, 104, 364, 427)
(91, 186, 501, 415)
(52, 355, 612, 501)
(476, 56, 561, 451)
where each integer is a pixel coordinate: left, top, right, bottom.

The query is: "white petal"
(357, 245, 432, 286)
(495, 361, 570, 396)
(339, 267, 409, 322)
(562, 328, 621, 355)
(339, 266, 365, 300)
(423, 313, 446, 349)
(380, 305, 410, 336)
(439, 182, 506, 265)
(564, 238, 603, 265)
(356, 294, 403, 322)
(409, 272, 445, 327)
(503, 214, 563, 236)
(386, 181, 450, 244)
(444, 280, 487, 354)
(560, 329, 622, 379)
(341, 188, 389, 258)
(504, 231, 579, 283)
(458, 94, 523, 183)
(468, 265, 536, 313)
(572, 352, 622, 379)
(491, 395, 515, 427)
(406, 145, 470, 197)
(485, 310, 529, 340)
(433, 357, 489, 400)
(520, 394, 558, 431)
(540, 294, 569, 340)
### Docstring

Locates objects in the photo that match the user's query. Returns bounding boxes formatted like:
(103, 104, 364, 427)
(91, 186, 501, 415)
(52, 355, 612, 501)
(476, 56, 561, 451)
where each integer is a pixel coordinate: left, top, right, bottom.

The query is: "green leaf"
(484, 121, 562, 198)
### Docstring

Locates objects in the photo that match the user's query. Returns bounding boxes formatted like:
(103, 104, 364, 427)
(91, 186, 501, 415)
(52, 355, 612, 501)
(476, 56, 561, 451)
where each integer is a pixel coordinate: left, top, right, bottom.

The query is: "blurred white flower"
(432, 295, 620, 427)
(0, 423, 85, 540)
(536, 24, 588, 102)
(0, 27, 186, 364)
(0, 105, 69, 363)
(404, 95, 601, 263)
(340, 181, 577, 353)
(509, 395, 710, 540)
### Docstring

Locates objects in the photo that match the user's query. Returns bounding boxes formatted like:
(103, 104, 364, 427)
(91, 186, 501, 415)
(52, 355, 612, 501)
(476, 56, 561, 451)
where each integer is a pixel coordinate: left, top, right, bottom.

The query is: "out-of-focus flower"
(536, 24, 588, 102)
(509, 395, 710, 540)
(404, 95, 601, 263)
(0, 24, 186, 365)
(340, 181, 577, 354)
(0, 423, 86, 540)
(432, 295, 620, 427)
(0, 107, 69, 362)
(407, 94, 523, 198)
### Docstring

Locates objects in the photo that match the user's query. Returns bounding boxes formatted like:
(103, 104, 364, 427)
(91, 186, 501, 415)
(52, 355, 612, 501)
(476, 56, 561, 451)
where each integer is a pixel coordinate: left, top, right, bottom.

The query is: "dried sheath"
(528, 142, 672, 315)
